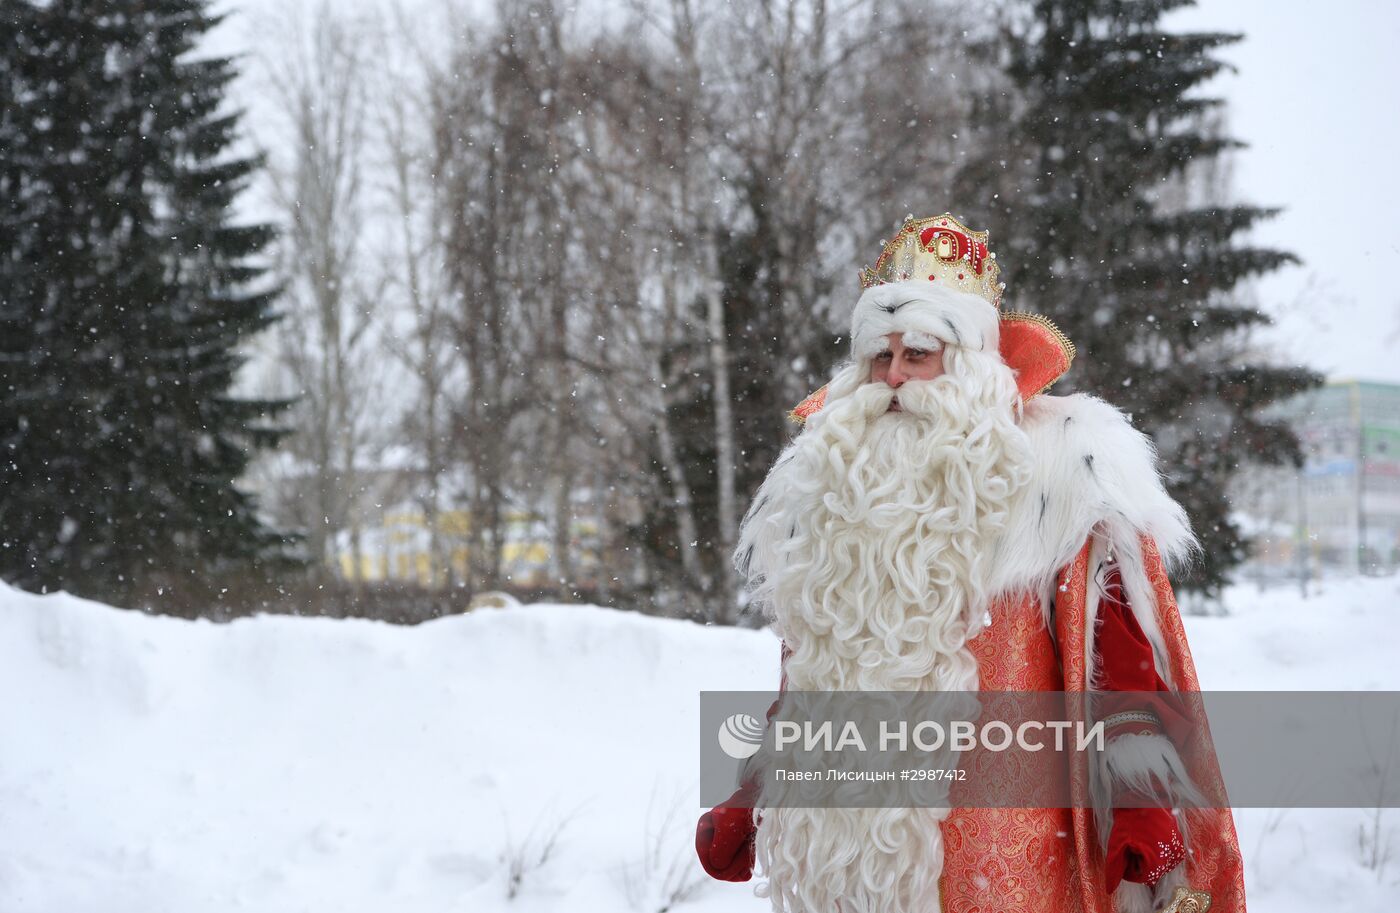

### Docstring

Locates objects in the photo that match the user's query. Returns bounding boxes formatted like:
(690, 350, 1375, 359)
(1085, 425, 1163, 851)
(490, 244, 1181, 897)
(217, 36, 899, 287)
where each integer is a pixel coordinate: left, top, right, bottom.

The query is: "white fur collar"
(986, 392, 1196, 603)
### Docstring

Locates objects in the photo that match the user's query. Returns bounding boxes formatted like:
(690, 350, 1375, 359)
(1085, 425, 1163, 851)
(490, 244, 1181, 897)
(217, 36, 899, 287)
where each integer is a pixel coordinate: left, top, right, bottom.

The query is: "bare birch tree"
(252, 2, 391, 586)
(374, 19, 459, 594)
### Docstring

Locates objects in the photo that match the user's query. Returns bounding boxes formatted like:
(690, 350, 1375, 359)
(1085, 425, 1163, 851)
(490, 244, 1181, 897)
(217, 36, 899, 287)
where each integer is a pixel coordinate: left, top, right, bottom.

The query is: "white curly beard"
(735, 350, 1034, 913)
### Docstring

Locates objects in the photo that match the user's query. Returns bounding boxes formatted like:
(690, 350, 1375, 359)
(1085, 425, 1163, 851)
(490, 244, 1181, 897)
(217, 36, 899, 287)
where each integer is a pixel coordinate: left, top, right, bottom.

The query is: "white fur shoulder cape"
(988, 391, 1195, 599)
(986, 392, 1198, 686)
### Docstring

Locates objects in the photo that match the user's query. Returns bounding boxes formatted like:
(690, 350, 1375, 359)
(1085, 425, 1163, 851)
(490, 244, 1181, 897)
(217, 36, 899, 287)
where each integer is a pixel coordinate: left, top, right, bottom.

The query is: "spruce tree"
(970, 0, 1321, 597)
(0, 0, 301, 604)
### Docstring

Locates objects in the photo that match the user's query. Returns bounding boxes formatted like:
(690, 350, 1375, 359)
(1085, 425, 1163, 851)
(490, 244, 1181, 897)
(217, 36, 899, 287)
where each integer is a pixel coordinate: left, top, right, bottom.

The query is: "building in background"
(328, 502, 602, 594)
(1232, 379, 1400, 584)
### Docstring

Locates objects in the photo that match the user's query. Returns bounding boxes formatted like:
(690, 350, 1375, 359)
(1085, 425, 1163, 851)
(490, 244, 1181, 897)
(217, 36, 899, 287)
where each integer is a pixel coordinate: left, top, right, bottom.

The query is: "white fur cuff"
(1102, 732, 1207, 810)
(1114, 862, 1187, 913)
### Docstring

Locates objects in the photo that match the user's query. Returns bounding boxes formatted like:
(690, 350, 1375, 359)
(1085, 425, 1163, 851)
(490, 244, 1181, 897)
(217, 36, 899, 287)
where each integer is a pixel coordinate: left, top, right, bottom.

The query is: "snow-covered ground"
(1, 576, 1397, 912)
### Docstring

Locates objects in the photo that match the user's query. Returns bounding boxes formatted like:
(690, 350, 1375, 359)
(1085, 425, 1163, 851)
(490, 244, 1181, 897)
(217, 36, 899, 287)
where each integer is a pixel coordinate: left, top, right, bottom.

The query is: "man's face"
(868, 332, 946, 411)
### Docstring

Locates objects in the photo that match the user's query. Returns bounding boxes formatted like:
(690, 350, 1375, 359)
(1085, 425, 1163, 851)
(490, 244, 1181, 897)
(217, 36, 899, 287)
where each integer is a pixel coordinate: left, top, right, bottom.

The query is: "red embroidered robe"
(697, 535, 1247, 912)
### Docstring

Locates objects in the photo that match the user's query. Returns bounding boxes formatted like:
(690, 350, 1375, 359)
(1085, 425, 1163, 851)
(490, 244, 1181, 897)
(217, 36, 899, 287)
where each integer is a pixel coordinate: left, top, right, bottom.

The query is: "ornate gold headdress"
(859, 213, 1006, 308)
(790, 212, 1078, 422)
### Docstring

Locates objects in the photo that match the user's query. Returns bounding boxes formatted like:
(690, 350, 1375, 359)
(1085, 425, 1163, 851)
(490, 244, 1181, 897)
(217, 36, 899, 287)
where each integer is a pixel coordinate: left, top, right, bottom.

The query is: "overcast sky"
(1167, 0, 1400, 384)
(209, 0, 1400, 386)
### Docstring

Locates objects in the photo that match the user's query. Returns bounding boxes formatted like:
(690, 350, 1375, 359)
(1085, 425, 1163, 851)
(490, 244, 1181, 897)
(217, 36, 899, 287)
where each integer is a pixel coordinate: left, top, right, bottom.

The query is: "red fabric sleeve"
(1095, 565, 1189, 891)
(1094, 565, 1194, 749)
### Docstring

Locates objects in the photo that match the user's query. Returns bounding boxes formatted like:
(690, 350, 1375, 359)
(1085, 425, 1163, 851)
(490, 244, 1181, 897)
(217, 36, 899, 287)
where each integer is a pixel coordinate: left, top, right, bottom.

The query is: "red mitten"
(696, 779, 760, 881)
(1104, 803, 1187, 893)
(696, 640, 790, 882)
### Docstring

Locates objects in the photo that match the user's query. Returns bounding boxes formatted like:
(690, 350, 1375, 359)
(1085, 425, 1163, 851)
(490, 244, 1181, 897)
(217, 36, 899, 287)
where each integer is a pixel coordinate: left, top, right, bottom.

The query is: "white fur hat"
(849, 279, 1001, 360)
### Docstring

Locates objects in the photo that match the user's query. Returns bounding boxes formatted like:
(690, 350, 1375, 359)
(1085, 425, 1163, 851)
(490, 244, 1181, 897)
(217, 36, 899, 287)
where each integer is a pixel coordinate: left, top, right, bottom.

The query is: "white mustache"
(863, 379, 951, 419)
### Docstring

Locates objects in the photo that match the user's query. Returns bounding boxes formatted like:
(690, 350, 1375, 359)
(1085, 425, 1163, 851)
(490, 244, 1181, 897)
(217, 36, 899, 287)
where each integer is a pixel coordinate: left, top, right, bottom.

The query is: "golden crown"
(858, 213, 1006, 308)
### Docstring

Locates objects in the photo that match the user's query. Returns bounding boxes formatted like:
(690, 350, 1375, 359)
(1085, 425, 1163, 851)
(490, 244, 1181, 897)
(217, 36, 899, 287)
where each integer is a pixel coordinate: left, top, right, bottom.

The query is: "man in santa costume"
(695, 214, 1245, 913)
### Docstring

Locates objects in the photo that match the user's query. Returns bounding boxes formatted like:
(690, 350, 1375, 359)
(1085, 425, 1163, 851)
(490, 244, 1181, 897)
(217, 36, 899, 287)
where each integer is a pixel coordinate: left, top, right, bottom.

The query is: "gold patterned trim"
(787, 384, 828, 425)
(999, 310, 1076, 396)
(1102, 710, 1162, 729)
(1161, 885, 1212, 913)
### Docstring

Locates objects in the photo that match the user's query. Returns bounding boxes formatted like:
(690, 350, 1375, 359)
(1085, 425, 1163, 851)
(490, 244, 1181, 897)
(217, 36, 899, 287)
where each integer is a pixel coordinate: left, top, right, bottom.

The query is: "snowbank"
(1, 576, 1397, 912)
